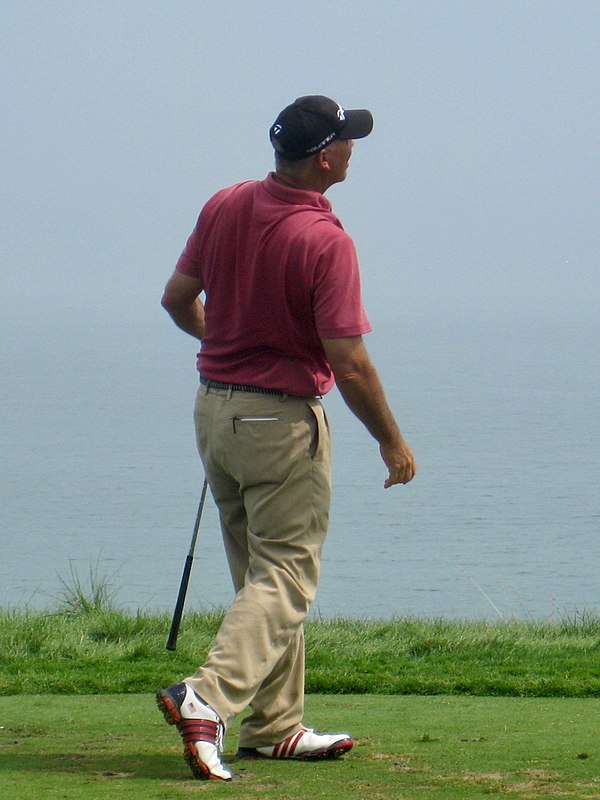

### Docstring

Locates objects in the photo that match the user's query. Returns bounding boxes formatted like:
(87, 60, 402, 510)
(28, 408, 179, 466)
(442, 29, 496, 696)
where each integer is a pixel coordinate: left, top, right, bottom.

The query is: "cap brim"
(339, 109, 373, 139)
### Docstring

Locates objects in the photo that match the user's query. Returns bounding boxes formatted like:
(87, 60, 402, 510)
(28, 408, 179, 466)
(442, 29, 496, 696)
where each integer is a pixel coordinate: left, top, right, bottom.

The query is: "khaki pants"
(185, 383, 331, 747)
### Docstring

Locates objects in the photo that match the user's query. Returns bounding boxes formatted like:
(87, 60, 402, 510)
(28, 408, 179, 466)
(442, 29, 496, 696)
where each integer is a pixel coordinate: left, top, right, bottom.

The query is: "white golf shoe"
(237, 726, 353, 760)
(156, 682, 232, 781)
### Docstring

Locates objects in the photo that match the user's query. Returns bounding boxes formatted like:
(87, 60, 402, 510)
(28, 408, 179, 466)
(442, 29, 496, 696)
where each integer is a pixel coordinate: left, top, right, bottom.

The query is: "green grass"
(1, 694, 600, 799)
(1, 608, 600, 696)
(3, 607, 600, 797)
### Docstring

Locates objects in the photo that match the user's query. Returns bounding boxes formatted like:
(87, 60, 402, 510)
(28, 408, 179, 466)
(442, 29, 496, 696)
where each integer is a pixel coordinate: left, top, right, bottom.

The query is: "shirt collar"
(262, 172, 333, 211)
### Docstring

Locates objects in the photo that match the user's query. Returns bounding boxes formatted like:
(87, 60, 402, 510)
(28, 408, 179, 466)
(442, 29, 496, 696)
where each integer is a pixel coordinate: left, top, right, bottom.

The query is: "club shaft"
(166, 479, 208, 651)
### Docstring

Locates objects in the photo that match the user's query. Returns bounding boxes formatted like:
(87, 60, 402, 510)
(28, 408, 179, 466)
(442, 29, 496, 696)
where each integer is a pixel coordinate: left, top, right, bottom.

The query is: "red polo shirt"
(176, 172, 371, 396)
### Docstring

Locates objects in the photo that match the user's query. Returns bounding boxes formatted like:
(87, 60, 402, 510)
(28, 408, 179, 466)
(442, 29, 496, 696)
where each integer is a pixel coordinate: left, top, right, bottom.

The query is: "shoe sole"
(155, 689, 230, 781)
(236, 738, 353, 761)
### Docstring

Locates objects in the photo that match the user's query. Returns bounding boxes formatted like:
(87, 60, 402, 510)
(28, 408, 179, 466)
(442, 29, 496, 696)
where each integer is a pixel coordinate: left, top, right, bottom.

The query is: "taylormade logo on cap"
(269, 95, 373, 161)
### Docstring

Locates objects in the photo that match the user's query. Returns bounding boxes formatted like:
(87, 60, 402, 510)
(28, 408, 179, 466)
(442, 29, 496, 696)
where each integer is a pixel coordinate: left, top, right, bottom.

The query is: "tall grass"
(1, 607, 599, 697)
(54, 557, 118, 613)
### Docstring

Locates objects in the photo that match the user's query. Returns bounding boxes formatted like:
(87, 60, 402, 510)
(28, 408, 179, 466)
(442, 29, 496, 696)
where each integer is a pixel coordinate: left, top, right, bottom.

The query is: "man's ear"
(317, 147, 332, 172)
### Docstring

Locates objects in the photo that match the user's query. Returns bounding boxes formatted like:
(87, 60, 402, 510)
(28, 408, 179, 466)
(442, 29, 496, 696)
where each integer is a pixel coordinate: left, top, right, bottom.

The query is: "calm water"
(1, 304, 598, 620)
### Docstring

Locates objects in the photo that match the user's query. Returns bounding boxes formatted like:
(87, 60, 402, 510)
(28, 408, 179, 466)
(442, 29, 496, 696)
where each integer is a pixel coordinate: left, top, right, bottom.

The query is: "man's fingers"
(380, 442, 416, 488)
(384, 460, 416, 488)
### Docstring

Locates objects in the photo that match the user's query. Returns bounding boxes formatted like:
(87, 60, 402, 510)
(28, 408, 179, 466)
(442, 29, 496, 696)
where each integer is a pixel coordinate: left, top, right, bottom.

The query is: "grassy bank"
(1, 608, 600, 696)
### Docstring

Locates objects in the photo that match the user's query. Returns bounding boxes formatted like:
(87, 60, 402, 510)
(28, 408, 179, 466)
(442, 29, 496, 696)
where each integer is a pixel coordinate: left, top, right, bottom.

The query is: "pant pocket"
(306, 400, 330, 461)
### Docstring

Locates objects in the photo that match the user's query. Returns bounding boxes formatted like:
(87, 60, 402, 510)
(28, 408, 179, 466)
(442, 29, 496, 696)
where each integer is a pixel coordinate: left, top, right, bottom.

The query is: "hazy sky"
(2, 0, 598, 336)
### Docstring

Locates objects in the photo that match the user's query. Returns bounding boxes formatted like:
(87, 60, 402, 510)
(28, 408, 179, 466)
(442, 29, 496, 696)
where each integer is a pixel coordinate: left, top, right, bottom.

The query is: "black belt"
(199, 375, 285, 396)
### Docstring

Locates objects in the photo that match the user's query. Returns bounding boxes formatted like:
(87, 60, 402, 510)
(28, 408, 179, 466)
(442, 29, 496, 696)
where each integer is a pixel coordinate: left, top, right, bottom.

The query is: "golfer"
(158, 95, 416, 781)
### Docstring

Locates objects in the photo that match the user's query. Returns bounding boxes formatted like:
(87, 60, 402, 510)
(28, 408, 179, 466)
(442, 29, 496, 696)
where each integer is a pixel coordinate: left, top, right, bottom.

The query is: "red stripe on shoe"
(278, 736, 291, 758)
(180, 718, 219, 746)
(272, 739, 283, 758)
(286, 730, 306, 757)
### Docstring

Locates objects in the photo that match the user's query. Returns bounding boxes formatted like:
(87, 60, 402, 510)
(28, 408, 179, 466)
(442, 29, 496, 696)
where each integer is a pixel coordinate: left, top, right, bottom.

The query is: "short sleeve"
(312, 229, 372, 338)
(175, 217, 202, 278)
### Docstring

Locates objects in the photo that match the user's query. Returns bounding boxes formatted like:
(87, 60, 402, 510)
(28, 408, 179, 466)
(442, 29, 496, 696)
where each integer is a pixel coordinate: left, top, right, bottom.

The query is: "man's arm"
(320, 335, 416, 488)
(161, 271, 206, 340)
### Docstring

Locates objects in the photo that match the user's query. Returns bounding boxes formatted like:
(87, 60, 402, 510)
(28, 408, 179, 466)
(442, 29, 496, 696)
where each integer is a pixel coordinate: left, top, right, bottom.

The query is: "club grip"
(166, 554, 193, 651)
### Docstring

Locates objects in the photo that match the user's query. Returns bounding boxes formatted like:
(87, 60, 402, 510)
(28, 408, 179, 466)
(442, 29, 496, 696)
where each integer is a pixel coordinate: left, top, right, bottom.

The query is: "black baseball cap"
(269, 95, 373, 160)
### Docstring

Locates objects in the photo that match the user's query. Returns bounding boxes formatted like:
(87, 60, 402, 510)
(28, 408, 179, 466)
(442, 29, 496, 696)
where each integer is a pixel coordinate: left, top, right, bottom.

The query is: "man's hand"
(380, 440, 417, 488)
(321, 335, 417, 489)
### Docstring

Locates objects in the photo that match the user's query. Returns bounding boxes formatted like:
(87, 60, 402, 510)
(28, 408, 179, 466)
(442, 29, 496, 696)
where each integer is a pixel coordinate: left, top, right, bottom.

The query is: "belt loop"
(226, 384, 233, 400)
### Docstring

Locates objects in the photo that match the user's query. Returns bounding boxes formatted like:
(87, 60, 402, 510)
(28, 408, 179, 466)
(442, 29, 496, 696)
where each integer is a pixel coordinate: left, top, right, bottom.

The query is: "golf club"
(166, 478, 209, 651)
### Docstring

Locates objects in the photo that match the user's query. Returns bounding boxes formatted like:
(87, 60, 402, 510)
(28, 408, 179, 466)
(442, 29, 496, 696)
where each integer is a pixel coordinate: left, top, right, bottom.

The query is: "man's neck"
(273, 170, 329, 195)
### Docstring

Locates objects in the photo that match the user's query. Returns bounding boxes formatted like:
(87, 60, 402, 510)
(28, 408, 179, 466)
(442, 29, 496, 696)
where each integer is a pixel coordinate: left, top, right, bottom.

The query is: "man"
(158, 95, 416, 781)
